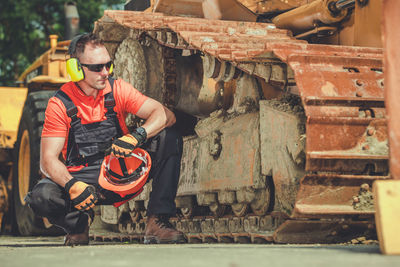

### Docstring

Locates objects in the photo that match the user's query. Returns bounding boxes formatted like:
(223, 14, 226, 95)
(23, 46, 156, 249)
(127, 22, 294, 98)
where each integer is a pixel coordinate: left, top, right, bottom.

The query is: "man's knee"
(26, 181, 66, 217)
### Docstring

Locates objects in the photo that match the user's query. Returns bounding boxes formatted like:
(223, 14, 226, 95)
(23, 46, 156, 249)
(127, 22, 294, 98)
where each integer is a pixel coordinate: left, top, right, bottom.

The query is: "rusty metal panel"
(285, 53, 387, 173)
(259, 101, 306, 214)
(199, 112, 261, 190)
(293, 174, 389, 217)
(178, 135, 201, 195)
(178, 112, 262, 195)
(274, 220, 375, 244)
(306, 117, 388, 172)
(289, 56, 384, 101)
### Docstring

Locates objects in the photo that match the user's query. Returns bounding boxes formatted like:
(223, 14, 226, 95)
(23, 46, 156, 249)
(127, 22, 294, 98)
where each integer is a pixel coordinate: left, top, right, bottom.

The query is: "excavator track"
(91, 213, 376, 244)
(93, 10, 387, 244)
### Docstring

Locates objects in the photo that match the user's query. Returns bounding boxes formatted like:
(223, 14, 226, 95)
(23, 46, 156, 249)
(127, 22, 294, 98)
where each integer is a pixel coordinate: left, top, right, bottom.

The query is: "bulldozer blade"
(293, 174, 389, 217)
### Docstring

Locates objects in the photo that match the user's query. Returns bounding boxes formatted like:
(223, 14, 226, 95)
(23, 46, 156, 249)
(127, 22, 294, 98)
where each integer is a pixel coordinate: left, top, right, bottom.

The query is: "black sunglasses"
(80, 61, 113, 72)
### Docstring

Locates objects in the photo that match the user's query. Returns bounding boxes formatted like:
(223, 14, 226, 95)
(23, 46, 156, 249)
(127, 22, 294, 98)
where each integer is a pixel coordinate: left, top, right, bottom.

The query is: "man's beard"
(92, 79, 107, 90)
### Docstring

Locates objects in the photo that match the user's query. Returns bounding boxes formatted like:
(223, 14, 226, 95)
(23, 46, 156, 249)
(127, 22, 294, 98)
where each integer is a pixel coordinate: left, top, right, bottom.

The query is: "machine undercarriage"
(92, 9, 387, 244)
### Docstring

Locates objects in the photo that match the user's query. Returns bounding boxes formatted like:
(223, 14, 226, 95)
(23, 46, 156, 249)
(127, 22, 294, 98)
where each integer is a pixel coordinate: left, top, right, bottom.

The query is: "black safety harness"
(54, 77, 123, 167)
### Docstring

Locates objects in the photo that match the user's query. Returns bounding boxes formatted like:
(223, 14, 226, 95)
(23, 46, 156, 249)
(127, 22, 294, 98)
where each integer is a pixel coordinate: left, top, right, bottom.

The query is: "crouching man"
(25, 33, 186, 245)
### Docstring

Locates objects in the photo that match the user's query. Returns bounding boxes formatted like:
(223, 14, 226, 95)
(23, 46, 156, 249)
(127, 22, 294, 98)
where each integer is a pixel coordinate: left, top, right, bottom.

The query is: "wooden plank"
(373, 180, 400, 254)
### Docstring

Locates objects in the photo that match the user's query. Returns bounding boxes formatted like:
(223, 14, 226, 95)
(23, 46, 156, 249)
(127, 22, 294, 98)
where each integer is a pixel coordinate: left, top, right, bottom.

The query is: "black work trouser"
(26, 128, 183, 234)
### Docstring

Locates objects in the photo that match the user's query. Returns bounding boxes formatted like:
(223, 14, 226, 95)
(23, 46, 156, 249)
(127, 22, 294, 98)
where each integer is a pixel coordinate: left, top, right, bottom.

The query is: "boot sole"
(144, 235, 187, 244)
(64, 239, 89, 246)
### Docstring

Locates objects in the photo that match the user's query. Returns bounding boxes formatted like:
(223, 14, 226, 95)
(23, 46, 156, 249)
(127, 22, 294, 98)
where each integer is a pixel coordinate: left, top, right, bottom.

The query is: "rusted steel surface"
(293, 174, 390, 217)
(305, 117, 387, 173)
(271, 45, 386, 173)
(383, 0, 400, 180)
(286, 54, 387, 173)
(99, 10, 387, 176)
(178, 112, 261, 194)
(259, 101, 305, 215)
(274, 220, 376, 244)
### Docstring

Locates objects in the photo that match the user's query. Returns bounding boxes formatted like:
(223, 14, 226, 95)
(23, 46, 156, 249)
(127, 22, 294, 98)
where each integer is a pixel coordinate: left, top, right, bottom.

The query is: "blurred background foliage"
(0, 0, 123, 86)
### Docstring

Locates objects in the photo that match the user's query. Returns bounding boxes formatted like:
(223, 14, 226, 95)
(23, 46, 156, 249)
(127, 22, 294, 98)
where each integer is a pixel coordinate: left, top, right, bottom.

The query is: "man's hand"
(65, 178, 98, 211)
(111, 134, 138, 157)
(111, 127, 147, 157)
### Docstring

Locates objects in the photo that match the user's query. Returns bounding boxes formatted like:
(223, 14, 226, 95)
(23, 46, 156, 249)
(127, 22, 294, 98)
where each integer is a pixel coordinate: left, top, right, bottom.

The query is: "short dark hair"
(70, 33, 104, 58)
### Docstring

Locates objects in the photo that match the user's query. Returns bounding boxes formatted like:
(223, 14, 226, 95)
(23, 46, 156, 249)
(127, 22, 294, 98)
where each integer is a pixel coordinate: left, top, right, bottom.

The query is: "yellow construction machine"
(0, 2, 77, 235)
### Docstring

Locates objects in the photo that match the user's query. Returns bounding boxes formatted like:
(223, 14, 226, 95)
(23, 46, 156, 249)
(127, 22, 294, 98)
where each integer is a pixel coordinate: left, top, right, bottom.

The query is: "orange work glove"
(111, 127, 147, 158)
(64, 178, 98, 211)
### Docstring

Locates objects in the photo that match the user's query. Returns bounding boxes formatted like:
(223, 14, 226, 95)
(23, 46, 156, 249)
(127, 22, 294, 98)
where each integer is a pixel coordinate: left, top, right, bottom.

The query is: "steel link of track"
(91, 213, 286, 244)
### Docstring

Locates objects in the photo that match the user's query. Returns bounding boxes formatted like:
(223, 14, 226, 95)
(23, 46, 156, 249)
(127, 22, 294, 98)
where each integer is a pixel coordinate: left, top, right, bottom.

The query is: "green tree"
(0, 0, 123, 86)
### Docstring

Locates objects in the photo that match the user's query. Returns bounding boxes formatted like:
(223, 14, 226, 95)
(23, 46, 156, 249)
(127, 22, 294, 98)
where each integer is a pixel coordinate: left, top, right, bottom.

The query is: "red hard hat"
(99, 148, 151, 197)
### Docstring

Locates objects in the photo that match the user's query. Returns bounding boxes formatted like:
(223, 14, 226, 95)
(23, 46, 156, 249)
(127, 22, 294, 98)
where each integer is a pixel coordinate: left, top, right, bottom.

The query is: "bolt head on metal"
(362, 145, 370, 150)
(361, 183, 370, 191)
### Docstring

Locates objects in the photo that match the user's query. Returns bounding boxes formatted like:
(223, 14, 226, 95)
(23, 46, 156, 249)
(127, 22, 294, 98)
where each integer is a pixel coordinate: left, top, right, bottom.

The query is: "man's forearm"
(40, 157, 73, 187)
(142, 107, 173, 138)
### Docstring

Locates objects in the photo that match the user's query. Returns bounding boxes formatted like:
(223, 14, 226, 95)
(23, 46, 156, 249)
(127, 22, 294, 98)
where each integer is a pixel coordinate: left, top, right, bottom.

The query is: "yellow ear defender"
(66, 57, 85, 82)
(109, 63, 114, 75)
(66, 33, 113, 82)
(66, 34, 86, 82)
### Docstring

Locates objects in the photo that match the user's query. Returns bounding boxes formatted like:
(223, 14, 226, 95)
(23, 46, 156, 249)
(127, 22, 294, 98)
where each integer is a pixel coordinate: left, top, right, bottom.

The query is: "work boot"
(144, 214, 186, 244)
(64, 224, 89, 246)
(64, 210, 93, 246)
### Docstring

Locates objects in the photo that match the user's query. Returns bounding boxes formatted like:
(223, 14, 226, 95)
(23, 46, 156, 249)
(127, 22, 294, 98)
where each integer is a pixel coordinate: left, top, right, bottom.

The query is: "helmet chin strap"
(130, 151, 148, 175)
(105, 150, 149, 178)
(130, 151, 147, 164)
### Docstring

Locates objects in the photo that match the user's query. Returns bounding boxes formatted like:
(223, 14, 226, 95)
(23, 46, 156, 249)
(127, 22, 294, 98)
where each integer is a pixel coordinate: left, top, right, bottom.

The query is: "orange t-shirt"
(42, 78, 148, 161)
